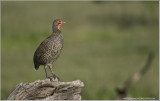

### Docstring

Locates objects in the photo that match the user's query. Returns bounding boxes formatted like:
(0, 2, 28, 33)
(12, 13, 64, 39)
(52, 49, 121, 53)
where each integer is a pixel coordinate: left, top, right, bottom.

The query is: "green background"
(1, 1, 159, 100)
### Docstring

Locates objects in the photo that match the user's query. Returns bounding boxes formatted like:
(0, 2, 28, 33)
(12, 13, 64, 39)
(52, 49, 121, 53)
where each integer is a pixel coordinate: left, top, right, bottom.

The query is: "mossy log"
(7, 78, 84, 100)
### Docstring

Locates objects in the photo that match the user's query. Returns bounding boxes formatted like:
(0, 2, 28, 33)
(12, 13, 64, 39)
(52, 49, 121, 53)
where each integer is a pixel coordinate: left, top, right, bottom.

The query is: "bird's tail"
(34, 64, 40, 70)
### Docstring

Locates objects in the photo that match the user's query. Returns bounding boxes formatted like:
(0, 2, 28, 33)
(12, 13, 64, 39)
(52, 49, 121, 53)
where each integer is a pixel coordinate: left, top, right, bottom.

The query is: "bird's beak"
(62, 21, 66, 24)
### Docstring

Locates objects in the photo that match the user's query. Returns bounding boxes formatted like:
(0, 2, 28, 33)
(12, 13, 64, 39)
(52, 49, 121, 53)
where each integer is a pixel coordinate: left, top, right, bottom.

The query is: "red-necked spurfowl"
(33, 19, 65, 80)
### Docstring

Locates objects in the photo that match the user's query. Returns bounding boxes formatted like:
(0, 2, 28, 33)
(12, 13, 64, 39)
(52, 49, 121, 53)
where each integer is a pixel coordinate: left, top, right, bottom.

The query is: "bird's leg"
(48, 65, 56, 78)
(48, 64, 60, 81)
(44, 65, 53, 81)
(44, 66, 49, 78)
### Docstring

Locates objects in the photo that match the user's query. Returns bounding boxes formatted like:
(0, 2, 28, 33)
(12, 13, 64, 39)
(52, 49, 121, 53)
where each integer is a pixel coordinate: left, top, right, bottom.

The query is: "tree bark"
(7, 78, 84, 100)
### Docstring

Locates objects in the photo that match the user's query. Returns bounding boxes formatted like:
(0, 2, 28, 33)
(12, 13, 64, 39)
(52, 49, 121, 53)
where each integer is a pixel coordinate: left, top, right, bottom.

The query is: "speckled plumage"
(34, 31, 63, 69)
(33, 19, 65, 79)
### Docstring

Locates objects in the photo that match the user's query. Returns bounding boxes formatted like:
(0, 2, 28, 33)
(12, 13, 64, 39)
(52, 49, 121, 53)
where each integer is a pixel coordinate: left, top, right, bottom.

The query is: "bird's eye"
(57, 20, 62, 24)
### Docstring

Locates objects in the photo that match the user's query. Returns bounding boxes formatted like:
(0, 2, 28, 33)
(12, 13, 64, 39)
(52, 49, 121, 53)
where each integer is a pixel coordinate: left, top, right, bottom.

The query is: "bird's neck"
(52, 28, 62, 36)
(52, 25, 61, 33)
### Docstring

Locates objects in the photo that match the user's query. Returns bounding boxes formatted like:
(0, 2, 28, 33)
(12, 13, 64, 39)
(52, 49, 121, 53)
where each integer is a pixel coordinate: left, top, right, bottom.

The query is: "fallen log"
(7, 78, 84, 100)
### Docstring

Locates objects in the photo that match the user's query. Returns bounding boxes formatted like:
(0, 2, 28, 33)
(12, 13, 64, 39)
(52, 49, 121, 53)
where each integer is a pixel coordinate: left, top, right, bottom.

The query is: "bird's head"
(52, 19, 65, 32)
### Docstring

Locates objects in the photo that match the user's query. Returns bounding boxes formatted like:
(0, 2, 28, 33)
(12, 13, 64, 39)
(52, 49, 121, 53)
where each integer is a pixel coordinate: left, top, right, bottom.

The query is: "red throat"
(57, 25, 60, 30)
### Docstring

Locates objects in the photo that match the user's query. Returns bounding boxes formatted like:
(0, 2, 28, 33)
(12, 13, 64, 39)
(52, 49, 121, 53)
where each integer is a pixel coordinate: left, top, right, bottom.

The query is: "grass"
(1, 1, 159, 100)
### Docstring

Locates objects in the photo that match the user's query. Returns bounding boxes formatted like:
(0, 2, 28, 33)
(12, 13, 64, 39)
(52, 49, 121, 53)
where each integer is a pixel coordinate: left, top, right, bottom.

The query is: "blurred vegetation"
(1, 1, 159, 100)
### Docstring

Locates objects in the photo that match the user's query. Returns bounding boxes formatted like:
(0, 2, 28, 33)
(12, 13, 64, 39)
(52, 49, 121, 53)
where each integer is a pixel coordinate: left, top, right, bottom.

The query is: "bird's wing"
(33, 37, 54, 64)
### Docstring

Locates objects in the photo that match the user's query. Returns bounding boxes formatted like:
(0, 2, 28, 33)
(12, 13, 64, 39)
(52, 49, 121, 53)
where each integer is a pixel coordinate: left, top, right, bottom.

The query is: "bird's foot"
(46, 76, 54, 82)
(52, 74, 60, 82)
(45, 75, 60, 82)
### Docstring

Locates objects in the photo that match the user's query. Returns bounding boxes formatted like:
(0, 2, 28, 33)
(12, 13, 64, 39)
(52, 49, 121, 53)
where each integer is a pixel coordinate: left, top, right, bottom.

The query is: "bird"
(33, 19, 65, 80)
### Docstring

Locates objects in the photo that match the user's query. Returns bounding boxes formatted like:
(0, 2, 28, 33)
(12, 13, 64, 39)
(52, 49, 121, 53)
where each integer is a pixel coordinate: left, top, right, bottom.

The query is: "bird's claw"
(46, 76, 54, 81)
(45, 75, 60, 82)
(52, 74, 60, 82)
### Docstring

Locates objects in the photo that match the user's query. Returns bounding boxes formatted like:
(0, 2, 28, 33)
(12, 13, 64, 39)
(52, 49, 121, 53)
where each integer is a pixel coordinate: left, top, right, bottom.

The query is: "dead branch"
(7, 78, 84, 100)
(116, 52, 154, 100)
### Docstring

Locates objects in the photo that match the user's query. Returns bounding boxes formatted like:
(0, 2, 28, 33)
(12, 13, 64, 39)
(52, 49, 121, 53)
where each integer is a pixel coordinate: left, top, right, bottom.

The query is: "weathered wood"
(7, 78, 84, 100)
